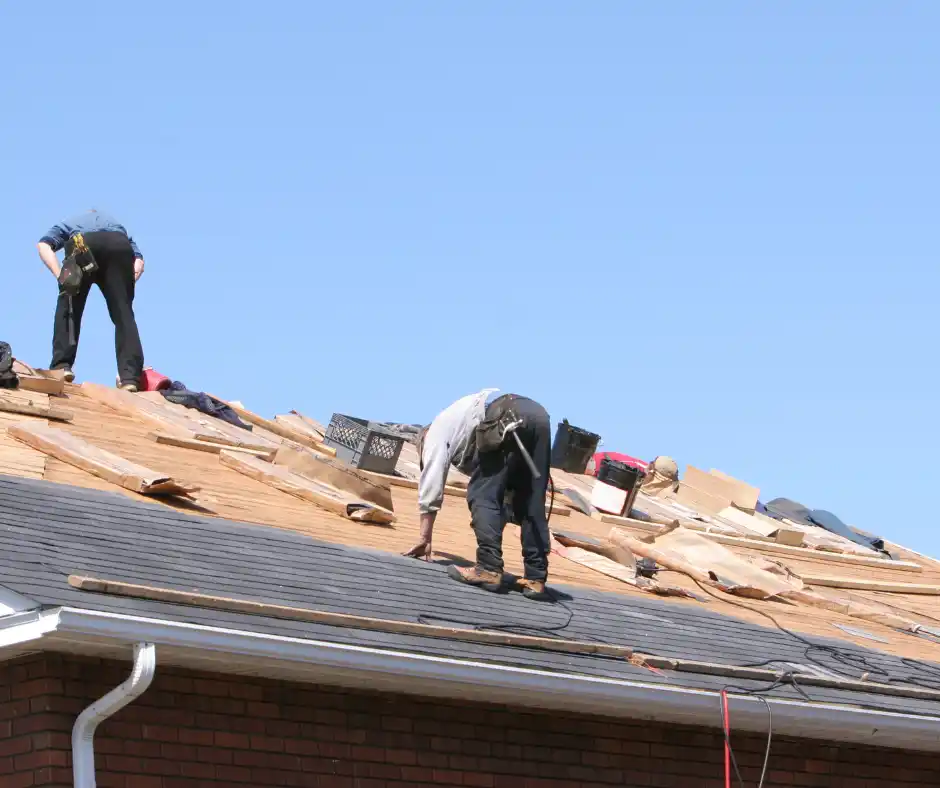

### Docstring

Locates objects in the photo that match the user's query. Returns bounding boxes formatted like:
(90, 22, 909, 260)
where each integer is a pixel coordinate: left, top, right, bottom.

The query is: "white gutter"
(4, 608, 939, 753)
(72, 642, 156, 788)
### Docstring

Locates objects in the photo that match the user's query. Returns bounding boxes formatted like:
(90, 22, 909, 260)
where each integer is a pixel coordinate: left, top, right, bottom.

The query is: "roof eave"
(2, 607, 939, 752)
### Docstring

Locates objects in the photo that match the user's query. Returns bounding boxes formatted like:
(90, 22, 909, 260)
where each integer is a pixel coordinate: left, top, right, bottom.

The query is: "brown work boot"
(518, 579, 551, 602)
(447, 564, 504, 593)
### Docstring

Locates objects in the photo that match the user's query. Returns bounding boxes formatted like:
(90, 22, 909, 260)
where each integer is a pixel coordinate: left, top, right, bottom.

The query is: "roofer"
(37, 209, 145, 391)
(404, 389, 553, 601)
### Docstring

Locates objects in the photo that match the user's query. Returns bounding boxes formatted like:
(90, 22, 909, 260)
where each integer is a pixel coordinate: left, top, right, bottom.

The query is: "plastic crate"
(324, 413, 405, 475)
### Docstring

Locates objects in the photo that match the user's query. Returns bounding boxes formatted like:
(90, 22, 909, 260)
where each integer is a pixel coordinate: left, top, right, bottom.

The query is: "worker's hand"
(133, 258, 145, 282)
(402, 539, 433, 561)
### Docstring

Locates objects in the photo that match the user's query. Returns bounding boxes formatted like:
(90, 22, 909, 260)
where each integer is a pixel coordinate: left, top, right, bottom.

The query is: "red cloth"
(591, 452, 648, 476)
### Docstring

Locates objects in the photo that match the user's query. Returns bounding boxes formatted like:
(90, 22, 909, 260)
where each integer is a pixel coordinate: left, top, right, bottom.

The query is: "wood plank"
(69, 574, 637, 659)
(148, 432, 276, 461)
(68, 573, 940, 703)
(209, 396, 336, 457)
(219, 450, 395, 524)
(274, 445, 395, 511)
(16, 377, 66, 396)
(802, 575, 940, 595)
(597, 513, 923, 573)
(0, 396, 72, 422)
(365, 471, 467, 498)
(275, 412, 325, 441)
(8, 422, 199, 496)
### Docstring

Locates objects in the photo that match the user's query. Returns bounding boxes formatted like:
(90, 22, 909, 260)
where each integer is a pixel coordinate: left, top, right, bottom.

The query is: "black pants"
(466, 395, 552, 581)
(50, 231, 144, 384)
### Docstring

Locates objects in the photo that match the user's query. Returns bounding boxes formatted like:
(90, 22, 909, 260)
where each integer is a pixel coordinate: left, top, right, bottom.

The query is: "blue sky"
(2, 3, 937, 553)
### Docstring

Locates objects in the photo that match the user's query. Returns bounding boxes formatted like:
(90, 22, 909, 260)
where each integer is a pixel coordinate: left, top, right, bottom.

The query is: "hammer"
(499, 412, 542, 480)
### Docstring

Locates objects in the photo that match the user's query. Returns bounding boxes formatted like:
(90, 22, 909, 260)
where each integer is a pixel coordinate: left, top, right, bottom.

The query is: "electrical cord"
(719, 685, 774, 788)
(417, 586, 577, 640)
(547, 474, 555, 525)
(719, 689, 744, 788)
(688, 578, 940, 692)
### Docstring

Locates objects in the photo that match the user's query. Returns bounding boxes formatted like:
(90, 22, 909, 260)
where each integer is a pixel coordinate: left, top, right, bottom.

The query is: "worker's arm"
(115, 223, 145, 281)
(36, 242, 61, 280)
(404, 427, 452, 560)
(37, 223, 70, 280)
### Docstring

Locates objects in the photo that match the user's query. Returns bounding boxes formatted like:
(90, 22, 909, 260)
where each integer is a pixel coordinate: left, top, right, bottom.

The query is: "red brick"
(180, 761, 216, 779)
(2, 771, 36, 788)
(178, 728, 213, 746)
(14, 749, 68, 770)
(216, 763, 253, 782)
(0, 737, 32, 757)
(12, 678, 63, 700)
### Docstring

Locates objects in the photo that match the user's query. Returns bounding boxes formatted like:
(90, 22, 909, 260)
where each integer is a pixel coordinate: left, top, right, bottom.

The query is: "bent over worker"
(405, 389, 553, 601)
(37, 209, 145, 390)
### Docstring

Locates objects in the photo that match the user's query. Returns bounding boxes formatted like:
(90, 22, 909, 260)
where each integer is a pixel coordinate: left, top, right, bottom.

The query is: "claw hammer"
(499, 411, 541, 479)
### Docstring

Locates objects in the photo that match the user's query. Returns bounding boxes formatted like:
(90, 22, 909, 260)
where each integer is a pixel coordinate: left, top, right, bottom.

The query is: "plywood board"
(9, 422, 198, 496)
(708, 468, 760, 511)
(718, 506, 794, 539)
(220, 450, 395, 524)
(668, 481, 730, 517)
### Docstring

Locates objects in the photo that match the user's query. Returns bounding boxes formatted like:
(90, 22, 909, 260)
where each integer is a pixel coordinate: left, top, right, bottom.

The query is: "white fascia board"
(0, 609, 60, 650)
(5, 607, 940, 752)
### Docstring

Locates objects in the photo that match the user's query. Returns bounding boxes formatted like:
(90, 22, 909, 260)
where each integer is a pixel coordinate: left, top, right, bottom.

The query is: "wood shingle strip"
(219, 450, 396, 524)
(9, 422, 199, 496)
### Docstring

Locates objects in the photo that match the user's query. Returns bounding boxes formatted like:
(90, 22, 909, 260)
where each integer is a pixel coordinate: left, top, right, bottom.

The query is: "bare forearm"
(419, 512, 437, 543)
(37, 243, 60, 278)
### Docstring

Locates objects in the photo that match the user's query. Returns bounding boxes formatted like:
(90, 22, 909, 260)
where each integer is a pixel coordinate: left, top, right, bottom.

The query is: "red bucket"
(140, 368, 171, 392)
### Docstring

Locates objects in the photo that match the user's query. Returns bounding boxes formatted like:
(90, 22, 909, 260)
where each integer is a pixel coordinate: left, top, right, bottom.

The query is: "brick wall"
(2, 652, 938, 787)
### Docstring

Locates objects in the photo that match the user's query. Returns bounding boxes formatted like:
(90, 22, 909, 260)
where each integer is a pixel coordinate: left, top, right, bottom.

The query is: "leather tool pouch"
(57, 235, 98, 296)
(475, 418, 504, 454)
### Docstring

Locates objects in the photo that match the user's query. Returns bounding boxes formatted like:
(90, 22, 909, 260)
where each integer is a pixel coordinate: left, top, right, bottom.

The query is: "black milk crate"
(324, 414, 405, 475)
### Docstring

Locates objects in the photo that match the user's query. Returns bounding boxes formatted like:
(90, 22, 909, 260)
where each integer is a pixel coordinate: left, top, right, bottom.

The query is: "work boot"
(53, 366, 75, 383)
(447, 564, 503, 593)
(118, 382, 138, 393)
(518, 579, 551, 602)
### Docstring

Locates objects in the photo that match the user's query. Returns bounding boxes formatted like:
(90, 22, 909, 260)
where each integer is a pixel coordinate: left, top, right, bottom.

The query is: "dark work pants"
(50, 231, 144, 384)
(466, 396, 552, 581)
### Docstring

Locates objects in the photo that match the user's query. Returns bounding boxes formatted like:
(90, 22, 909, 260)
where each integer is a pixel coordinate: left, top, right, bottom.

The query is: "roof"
(1, 377, 940, 749)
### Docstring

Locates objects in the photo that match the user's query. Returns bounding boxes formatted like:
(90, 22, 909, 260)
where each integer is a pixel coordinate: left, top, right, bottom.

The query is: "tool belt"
(57, 233, 98, 296)
(0, 342, 18, 390)
(475, 394, 519, 454)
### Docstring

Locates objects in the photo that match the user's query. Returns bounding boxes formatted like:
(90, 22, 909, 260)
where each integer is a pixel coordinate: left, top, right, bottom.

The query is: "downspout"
(72, 642, 156, 788)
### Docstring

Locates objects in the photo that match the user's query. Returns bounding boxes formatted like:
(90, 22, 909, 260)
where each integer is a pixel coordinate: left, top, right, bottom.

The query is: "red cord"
(721, 689, 731, 788)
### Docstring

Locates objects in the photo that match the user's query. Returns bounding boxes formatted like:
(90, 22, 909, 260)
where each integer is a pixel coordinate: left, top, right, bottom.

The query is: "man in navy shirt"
(37, 209, 145, 390)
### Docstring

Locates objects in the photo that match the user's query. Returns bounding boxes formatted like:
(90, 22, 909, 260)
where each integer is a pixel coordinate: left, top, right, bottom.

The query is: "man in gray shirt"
(406, 389, 553, 601)
(37, 209, 146, 389)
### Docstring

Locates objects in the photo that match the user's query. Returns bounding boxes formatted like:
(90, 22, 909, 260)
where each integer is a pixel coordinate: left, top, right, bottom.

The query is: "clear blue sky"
(2, 3, 937, 554)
